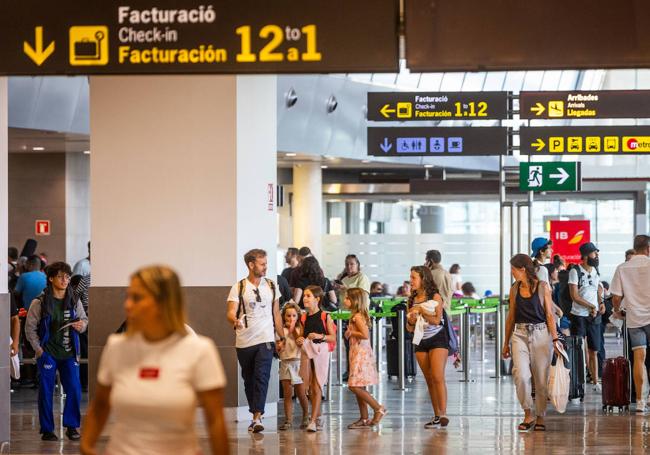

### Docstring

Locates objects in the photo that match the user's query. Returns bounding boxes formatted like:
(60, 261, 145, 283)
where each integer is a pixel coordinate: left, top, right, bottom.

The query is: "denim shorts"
(570, 314, 602, 351)
(628, 324, 650, 351)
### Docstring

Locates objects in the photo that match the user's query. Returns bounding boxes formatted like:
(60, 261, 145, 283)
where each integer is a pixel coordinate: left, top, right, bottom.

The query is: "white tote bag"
(548, 346, 570, 413)
(9, 337, 20, 380)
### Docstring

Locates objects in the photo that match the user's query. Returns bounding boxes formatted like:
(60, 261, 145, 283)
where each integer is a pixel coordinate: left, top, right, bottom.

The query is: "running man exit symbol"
(527, 166, 543, 188)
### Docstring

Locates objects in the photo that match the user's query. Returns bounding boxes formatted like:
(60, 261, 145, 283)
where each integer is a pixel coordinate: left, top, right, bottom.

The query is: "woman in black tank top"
(502, 254, 561, 433)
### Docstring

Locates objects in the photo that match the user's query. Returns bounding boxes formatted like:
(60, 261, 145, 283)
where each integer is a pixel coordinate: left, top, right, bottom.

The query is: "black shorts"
(570, 314, 602, 351)
(414, 328, 449, 352)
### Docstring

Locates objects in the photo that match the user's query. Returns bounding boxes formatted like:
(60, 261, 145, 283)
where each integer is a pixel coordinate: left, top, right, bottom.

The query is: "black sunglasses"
(253, 288, 261, 302)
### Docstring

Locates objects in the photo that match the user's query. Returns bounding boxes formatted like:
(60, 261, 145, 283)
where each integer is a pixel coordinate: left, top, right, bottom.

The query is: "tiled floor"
(8, 333, 650, 454)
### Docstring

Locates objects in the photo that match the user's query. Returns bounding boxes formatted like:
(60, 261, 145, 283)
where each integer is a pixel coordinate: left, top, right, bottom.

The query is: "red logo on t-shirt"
(139, 367, 160, 379)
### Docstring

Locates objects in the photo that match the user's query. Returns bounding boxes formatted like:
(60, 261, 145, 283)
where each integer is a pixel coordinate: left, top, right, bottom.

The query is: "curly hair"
(408, 265, 439, 307)
(299, 257, 324, 286)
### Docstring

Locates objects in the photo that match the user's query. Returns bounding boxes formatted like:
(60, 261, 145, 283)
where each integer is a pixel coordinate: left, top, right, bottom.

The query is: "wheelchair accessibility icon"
(69, 26, 109, 66)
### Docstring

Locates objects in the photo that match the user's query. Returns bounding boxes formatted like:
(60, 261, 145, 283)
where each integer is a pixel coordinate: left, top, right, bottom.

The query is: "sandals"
(370, 406, 388, 426)
(534, 423, 546, 432)
(347, 419, 370, 429)
(518, 420, 535, 432)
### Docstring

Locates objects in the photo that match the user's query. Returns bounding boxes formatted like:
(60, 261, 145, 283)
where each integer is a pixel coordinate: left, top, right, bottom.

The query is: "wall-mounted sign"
(367, 92, 509, 121)
(405, 0, 650, 72)
(367, 127, 509, 156)
(35, 220, 51, 236)
(0, 0, 399, 75)
(520, 126, 650, 155)
(519, 162, 581, 192)
(520, 91, 650, 120)
(551, 220, 590, 265)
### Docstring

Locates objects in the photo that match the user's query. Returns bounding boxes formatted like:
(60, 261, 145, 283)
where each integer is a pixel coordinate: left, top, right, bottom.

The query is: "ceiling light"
(32, 146, 44, 151)
(321, 165, 328, 169)
(83, 150, 91, 155)
(424, 164, 434, 168)
(285, 153, 297, 157)
(362, 160, 371, 164)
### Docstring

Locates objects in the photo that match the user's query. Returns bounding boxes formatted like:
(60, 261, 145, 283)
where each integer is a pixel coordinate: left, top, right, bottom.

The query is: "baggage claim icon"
(69, 26, 109, 65)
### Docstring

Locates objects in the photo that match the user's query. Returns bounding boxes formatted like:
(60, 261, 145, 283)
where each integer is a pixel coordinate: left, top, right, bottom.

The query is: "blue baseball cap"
(531, 237, 552, 258)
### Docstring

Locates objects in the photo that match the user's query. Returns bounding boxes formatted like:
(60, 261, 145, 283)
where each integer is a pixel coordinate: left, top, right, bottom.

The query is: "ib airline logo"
(623, 136, 650, 152)
(555, 229, 585, 244)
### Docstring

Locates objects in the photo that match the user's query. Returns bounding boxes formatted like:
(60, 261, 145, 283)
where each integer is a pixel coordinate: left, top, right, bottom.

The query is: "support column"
(0, 77, 9, 446)
(89, 75, 278, 420)
(292, 163, 322, 258)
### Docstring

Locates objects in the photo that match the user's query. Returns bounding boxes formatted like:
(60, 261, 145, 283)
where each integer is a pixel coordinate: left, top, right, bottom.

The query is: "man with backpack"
(569, 242, 605, 392)
(24, 262, 88, 441)
(226, 249, 285, 433)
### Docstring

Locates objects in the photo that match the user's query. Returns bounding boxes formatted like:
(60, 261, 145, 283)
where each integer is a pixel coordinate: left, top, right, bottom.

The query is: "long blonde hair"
(129, 265, 187, 335)
(346, 288, 370, 327)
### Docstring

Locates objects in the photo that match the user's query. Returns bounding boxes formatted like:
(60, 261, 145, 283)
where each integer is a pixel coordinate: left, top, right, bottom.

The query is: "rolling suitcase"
(601, 356, 630, 413)
(623, 321, 650, 403)
(386, 338, 416, 378)
(566, 336, 585, 402)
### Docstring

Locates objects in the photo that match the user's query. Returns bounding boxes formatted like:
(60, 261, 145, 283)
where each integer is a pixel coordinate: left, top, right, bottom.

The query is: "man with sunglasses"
(569, 242, 605, 392)
(25, 262, 88, 441)
(227, 249, 285, 433)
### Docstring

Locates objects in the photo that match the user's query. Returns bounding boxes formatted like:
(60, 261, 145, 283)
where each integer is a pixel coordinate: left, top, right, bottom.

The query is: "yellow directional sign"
(521, 126, 650, 155)
(380, 104, 396, 118)
(530, 102, 545, 116)
(530, 138, 545, 151)
(23, 26, 55, 66)
(548, 101, 564, 117)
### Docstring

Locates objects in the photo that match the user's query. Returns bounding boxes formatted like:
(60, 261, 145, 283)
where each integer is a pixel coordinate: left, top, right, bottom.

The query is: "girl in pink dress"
(344, 288, 387, 429)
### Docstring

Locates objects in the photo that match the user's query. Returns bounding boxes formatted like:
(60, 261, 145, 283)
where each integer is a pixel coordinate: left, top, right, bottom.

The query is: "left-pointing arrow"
(380, 104, 396, 118)
(24, 26, 55, 66)
(380, 138, 392, 153)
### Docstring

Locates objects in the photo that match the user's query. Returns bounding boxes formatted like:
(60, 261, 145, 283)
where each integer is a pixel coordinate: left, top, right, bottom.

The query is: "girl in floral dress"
(344, 288, 387, 429)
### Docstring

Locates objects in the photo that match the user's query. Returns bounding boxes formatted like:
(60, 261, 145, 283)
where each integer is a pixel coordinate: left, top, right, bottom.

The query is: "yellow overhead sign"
(520, 126, 650, 155)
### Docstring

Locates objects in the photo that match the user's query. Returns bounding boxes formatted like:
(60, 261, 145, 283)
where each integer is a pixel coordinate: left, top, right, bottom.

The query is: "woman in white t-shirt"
(80, 265, 229, 455)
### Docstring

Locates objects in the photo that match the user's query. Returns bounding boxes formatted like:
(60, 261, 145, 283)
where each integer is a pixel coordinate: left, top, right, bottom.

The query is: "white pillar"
(89, 75, 278, 419)
(0, 76, 9, 445)
(292, 163, 323, 258)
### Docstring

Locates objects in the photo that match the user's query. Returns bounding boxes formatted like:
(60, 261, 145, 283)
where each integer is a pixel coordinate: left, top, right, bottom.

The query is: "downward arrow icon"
(380, 138, 392, 153)
(550, 167, 569, 185)
(24, 26, 55, 66)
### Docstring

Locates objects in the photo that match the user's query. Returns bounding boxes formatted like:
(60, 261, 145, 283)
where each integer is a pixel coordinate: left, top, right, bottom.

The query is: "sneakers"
(65, 427, 81, 441)
(593, 383, 602, 392)
(424, 416, 440, 429)
(248, 419, 264, 433)
(636, 401, 646, 414)
(306, 421, 317, 432)
(316, 417, 323, 431)
(41, 431, 58, 441)
(279, 421, 292, 431)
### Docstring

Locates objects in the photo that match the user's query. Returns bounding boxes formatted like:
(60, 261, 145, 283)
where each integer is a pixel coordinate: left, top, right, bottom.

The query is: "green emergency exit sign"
(519, 162, 581, 192)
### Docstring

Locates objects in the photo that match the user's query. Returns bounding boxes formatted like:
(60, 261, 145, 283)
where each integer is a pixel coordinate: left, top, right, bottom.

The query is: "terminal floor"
(8, 335, 650, 454)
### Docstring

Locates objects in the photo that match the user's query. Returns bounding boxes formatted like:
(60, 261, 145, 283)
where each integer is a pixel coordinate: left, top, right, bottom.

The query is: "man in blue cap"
(569, 242, 605, 391)
(531, 237, 553, 285)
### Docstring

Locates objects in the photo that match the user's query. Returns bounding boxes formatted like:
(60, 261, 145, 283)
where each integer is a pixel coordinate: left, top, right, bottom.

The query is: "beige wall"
(8, 152, 66, 263)
(89, 75, 279, 417)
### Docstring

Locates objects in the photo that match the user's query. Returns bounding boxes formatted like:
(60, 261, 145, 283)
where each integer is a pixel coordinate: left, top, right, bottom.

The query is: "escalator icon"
(69, 26, 109, 66)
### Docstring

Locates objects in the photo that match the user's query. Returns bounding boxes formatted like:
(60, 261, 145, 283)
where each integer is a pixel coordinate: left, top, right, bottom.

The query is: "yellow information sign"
(585, 137, 600, 153)
(69, 26, 109, 65)
(548, 101, 564, 117)
(622, 137, 650, 152)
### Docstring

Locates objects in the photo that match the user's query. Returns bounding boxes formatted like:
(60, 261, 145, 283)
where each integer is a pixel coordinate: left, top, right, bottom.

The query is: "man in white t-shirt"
(226, 249, 285, 433)
(531, 237, 553, 285)
(611, 234, 650, 413)
(569, 242, 604, 391)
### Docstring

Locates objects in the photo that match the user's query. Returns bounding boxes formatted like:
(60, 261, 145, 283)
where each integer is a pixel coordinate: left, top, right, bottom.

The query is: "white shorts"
(279, 359, 303, 385)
